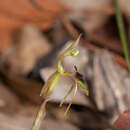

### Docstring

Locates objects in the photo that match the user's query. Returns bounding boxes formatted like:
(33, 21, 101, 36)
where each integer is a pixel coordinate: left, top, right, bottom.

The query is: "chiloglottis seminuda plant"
(40, 35, 89, 115)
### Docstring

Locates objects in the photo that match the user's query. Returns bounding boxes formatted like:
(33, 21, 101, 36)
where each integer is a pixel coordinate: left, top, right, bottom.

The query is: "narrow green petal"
(60, 83, 74, 107)
(77, 79, 89, 96)
(61, 35, 81, 56)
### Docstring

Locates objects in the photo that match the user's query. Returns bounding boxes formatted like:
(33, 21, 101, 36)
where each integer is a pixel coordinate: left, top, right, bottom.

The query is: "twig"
(113, 0, 130, 71)
(62, 17, 128, 69)
(82, 7, 115, 15)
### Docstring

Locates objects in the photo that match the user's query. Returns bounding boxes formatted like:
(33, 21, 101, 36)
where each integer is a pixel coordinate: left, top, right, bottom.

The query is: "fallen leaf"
(114, 109, 130, 130)
(0, 0, 67, 50)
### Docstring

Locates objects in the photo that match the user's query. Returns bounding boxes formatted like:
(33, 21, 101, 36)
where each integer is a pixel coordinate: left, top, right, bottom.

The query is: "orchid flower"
(40, 35, 89, 115)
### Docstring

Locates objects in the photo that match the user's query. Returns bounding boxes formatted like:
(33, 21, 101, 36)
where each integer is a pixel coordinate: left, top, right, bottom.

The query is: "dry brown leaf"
(0, 112, 78, 130)
(0, 0, 67, 51)
(114, 109, 130, 130)
(60, 0, 113, 35)
(0, 82, 21, 113)
(1, 25, 52, 75)
(0, 67, 42, 104)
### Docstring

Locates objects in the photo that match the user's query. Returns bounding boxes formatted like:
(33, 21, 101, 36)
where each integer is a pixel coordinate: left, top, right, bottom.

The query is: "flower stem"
(31, 99, 48, 130)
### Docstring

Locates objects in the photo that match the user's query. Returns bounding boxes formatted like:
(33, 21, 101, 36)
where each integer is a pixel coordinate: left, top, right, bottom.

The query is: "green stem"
(57, 35, 81, 72)
(113, 0, 130, 71)
(31, 99, 48, 130)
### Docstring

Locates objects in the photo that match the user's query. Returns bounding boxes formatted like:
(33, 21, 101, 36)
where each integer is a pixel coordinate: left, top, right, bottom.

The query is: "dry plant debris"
(0, 0, 67, 50)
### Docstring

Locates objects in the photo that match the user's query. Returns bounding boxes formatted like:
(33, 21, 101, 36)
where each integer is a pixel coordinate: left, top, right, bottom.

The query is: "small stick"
(62, 17, 128, 69)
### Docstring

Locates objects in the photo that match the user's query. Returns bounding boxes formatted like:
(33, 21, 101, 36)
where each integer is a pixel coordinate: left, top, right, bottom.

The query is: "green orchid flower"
(40, 35, 89, 115)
